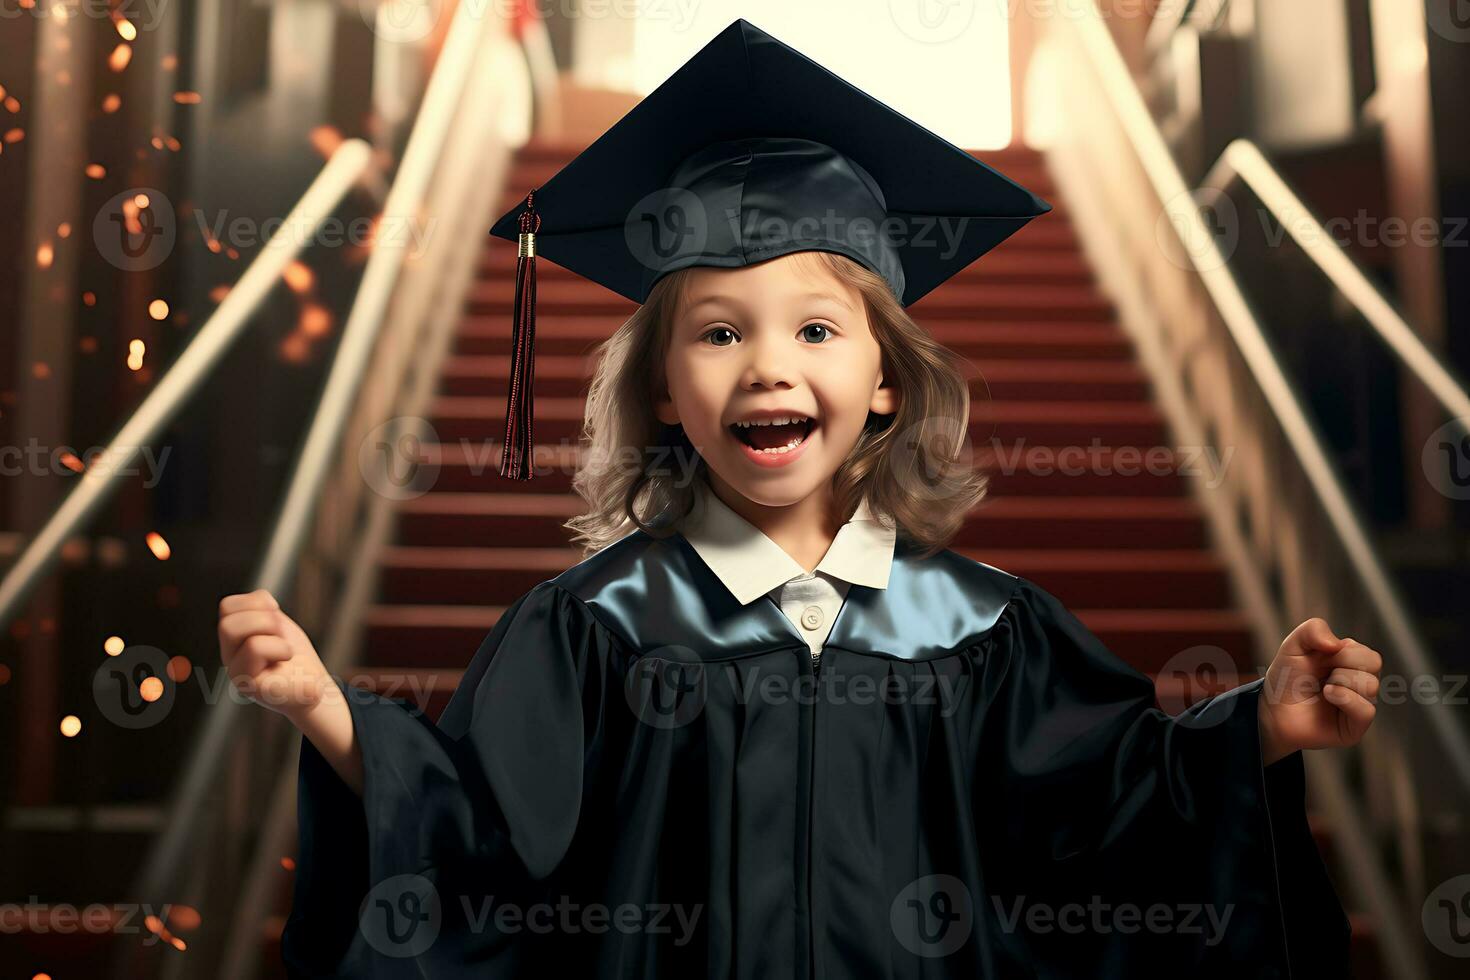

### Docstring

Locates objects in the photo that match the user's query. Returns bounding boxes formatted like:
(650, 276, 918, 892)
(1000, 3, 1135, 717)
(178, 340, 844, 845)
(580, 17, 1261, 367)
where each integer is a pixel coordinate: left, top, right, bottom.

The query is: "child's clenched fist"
(1258, 617, 1382, 765)
(218, 589, 334, 720)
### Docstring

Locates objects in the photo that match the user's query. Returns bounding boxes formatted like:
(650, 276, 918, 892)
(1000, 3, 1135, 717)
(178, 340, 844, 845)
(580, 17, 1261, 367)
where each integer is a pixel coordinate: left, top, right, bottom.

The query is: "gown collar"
(675, 474, 897, 606)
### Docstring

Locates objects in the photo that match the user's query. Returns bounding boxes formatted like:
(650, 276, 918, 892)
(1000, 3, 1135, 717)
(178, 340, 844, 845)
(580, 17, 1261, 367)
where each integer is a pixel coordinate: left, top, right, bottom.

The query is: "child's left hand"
(1257, 618, 1382, 765)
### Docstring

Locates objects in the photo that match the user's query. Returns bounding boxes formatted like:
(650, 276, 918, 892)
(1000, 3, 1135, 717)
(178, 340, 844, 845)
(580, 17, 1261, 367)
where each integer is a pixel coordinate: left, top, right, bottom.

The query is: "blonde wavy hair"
(564, 250, 987, 559)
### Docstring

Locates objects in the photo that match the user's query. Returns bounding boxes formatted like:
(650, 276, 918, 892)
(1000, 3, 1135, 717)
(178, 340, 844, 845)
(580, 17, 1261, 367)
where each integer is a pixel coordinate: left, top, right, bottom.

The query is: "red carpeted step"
(377, 544, 1229, 610)
(428, 395, 1169, 447)
(439, 356, 1150, 402)
(454, 316, 1135, 359)
(358, 595, 1256, 680)
(465, 279, 1111, 322)
(407, 441, 1195, 498)
(481, 249, 1095, 286)
(391, 493, 1204, 552)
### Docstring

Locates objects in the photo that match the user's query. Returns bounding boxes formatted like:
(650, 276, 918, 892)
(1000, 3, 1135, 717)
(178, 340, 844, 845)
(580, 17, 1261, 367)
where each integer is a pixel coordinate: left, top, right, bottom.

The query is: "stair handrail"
(0, 139, 374, 631)
(1036, 4, 1470, 978)
(1199, 138, 1470, 428)
(106, 2, 522, 976)
(1057, 0, 1470, 795)
(208, 21, 529, 980)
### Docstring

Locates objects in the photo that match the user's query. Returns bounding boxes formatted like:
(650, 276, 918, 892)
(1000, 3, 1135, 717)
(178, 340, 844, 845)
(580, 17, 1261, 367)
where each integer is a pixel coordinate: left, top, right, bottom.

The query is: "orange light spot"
(85, 163, 106, 179)
(280, 333, 309, 363)
(127, 339, 145, 371)
(82, 290, 96, 306)
(59, 452, 83, 472)
(104, 635, 126, 656)
(4, 96, 19, 113)
(57, 222, 70, 238)
(79, 336, 97, 353)
(173, 91, 201, 105)
(283, 261, 314, 294)
(309, 126, 344, 159)
(139, 676, 164, 702)
(60, 715, 81, 737)
(167, 905, 201, 930)
(31, 362, 50, 380)
(115, 18, 137, 41)
(133, 193, 149, 208)
(300, 303, 332, 337)
(145, 531, 171, 560)
(208, 284, 229, 302)
(164, 135, 181, 152)
(281, 856, 297, 871)
(166, 656, 192, 683)
(3, 128, 22, 143)
(161, 54, 178, 71)
(102, 93, 121, 113)
(150, 136, 164, 150)
(36, 242, 53, 269)
(148, 299, 169, 320)
(109, 44, 132, 72)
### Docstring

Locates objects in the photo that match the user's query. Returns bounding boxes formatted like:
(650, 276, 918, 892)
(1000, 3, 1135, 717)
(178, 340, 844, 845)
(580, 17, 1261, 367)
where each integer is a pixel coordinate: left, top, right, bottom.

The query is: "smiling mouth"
(728, 417, 817, 455)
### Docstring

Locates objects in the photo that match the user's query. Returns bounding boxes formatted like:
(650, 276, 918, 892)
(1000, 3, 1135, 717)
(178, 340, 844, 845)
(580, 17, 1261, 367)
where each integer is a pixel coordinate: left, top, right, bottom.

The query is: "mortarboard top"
(488, 17, 1054, 479)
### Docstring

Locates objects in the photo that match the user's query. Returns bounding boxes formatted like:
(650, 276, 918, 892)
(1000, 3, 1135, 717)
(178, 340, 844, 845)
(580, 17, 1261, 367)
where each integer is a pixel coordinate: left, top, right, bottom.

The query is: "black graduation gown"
(280, 529, 1352, 979)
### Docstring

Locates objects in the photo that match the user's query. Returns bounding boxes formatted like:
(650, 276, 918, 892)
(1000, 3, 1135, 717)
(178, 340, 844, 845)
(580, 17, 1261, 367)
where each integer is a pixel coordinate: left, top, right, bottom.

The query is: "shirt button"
(800, 605, 823, 630)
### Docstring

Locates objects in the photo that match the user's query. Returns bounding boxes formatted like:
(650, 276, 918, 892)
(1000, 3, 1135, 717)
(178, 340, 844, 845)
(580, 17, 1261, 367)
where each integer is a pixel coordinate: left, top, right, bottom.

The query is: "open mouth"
(727, 416, 817, 456)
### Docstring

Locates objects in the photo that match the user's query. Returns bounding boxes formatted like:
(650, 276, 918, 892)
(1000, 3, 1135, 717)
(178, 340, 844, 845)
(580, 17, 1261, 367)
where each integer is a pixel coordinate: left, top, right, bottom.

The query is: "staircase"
(254, 141, 1383, 977)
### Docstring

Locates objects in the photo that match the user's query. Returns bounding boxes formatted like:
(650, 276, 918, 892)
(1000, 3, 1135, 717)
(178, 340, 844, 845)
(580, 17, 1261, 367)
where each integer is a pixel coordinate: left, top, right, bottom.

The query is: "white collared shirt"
(676, 477, 897, 656)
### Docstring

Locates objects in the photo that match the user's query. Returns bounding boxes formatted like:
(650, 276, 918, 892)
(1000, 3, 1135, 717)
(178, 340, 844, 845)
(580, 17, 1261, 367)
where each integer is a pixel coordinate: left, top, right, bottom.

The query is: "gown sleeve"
(977, 575, 1352, 977)
(279, 581, 618, 978)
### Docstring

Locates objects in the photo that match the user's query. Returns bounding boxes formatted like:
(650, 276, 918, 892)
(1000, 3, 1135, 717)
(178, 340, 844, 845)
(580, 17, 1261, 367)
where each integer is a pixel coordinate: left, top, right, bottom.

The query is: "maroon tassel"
(500, 191, 540, 480)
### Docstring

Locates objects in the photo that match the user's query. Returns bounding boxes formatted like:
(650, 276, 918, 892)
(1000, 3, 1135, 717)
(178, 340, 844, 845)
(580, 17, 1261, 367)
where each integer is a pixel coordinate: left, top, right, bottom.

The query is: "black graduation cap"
(488, 16, 1053, 479)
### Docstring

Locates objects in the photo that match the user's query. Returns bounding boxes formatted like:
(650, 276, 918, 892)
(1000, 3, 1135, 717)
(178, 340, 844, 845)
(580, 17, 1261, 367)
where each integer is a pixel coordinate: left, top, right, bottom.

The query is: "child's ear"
(870, 373, 899, 415)
(654, 388, 680, 426)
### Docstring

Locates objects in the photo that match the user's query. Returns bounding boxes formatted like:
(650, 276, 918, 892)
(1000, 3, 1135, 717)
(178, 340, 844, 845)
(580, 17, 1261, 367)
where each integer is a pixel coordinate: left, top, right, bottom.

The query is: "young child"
(219, 18, 1381, 979)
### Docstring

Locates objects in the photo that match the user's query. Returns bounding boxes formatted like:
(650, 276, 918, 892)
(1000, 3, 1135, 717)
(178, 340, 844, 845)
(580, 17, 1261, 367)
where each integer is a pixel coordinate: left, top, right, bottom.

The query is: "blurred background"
(1, 0, 1468, 977)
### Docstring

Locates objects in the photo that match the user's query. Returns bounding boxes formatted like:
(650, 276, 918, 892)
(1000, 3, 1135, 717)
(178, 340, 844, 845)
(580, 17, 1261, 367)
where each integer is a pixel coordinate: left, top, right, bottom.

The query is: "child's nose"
(741, 336, 799, 387)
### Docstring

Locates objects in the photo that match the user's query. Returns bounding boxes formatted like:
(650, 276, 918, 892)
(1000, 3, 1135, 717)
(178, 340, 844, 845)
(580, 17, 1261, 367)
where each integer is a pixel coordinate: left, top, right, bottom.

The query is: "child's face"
(656, 252, 898, 508)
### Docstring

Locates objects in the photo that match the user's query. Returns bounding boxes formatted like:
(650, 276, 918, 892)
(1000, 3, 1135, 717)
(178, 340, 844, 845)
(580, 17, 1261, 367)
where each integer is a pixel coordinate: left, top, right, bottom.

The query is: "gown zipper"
(807, 641, 824, 979)
(806, 642, 820, 980)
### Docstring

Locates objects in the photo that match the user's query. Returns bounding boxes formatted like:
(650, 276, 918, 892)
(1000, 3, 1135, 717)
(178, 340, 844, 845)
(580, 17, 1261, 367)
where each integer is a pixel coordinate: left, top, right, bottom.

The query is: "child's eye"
(800, 323, 832, 343)
(702, 327, 740, 346)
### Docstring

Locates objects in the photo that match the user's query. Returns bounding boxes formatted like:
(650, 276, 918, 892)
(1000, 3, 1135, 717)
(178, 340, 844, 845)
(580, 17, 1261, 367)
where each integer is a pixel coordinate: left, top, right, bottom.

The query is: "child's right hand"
(218, 589, 333, 720)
